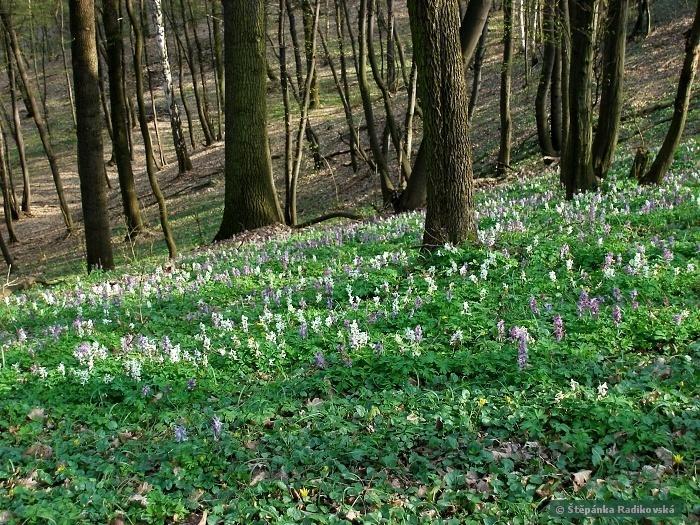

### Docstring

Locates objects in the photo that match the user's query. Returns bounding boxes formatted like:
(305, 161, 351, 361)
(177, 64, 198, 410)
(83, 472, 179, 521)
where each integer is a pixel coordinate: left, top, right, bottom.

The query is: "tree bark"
(408, 0, 477, 248)
(125, 0, 177, 257)
(215, 0, 283, 240)
(150, 0, 192, 174)
(592, 0, 628, 179)
(536, 0, 557, 158)
(468, 16, 489, 121)
(69, 0, 115, 272)
(562, 0, 598, 199)
(103, 0, 145, 237)
(399, 0, 492, 212)
(4, 42, 30, 214)
(497, 0, 514, 178)
(640, 2, 700, 185)
(302, 0, 321, 109)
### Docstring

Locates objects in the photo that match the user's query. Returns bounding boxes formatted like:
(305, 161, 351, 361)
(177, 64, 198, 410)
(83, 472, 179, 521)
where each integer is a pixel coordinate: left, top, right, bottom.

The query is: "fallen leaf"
(24, 443, 53, 459)
(572, 470, 592, 492)
(129, 494, 148, 507)
(655, 447, 674, 467)
(250, 468, 267, 486)
(0, 511, 11, 525)
(27, 408, 45, 422)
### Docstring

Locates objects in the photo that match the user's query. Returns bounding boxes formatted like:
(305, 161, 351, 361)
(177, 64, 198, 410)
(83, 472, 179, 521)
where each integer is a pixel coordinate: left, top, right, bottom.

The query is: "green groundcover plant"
(0, 145, 699, 524)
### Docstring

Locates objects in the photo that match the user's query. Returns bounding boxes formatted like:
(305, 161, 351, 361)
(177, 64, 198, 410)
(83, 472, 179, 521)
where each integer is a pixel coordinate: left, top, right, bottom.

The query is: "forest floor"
(1, 0, 698, 280)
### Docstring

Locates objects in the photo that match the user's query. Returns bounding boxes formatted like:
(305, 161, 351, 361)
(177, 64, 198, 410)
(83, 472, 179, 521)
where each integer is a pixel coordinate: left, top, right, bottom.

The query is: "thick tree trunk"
(103, 0, 145, 237)
(592, 0, 628, 178)
(550, 40, 563, 152)
(215, 0, 283, 240)
(562, 0, 598, 199)
(150, 0, 192, 174)
(69, 0, 115, 272)
(497, 0, 514, 178)
(125, 0, 177, 258)
(0, 8, 73, 231)
(399, 0, 492, 212)
(641, 2, 700, 185)
(408, 0, 477, 248)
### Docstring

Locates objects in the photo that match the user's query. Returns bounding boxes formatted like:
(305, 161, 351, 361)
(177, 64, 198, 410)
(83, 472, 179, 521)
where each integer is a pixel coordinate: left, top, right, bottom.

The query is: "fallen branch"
(294, 211, 365, 229)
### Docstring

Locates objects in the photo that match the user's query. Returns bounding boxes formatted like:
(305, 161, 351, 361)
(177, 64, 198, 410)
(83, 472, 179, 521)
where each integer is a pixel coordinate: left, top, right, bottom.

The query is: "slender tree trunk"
(142, 23, 166, 169)
(559, 0, 571, 175)
(536, 0, 557, 158)
(215, 0, 283, 240)
(69, 0, 115, 272)
(386, 0, 397, 92)
(287, 0, 321, 226)
(0, 123, 19, 243)
(302, 0, 321, 109)
(150, 0, 192, 174)
(592, 0, 628, 178)
(562, 0, 598, 199)
(4, 43, 30, 214)
(176, 42, 196, 149)
(640, 2, 700, 185)
(125, 0, 177, 258)
(211, 0, 224, 121)
(279, 0, 294, 225)
(0, 9, 73, 231)
(57, 3, 77, 128)
(630, 0, 651, 40)
(408, 0, 477, 248)
(103, 0, 145, 237)
(497, 0, 514, 178)
(334, 0, 359, 171)
(551, 38, 563, 152)
(0, 224, 13, 269)
(358, 0, 395, 206)
(468, 16, 489, 120)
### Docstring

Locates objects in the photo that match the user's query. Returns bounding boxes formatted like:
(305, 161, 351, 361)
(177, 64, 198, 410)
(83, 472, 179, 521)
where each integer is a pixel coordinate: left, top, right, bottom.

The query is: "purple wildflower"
(577, 290, 590, 317)
(314, 352, 327, 369)
(630, 290, 639, 309)
(174, 425, 188, 443)
(414, 325, 423, 344)
(612, 287, 622, 302)
(509, 326, 529, 370)
(662, 247, 673, 262)
(497, 319, 505, 341)
(141, 385, 151, 397)
(612, 305, 622, 327)
(187, 378, 197, 391)
(529, 296, 540, 316)
(553, 315, 565, 342)
(299, 322, 308, 339)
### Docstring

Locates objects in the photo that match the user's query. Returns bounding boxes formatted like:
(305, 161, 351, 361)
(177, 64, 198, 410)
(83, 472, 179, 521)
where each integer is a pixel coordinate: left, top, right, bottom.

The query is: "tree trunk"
(57, 3, 77, 128)
(215, 0, 283, 240)
(0, 123, 19, 243)
(399, 0, 492, 212)
(640, 2, 700, 185)
(103, 0, 145, 237)
(559, 0, 570, 177)
(69, 0, 115, 272)
(150, 0, 192, 174)
(562, 0, 598, 199)
(0, 8, 73, 231)
(0, 224, 13, 269)
(536, 0, 557, 158)
(468, 16, 489, 121)
(302, 0, 321, 109)
(4, 42, 31, 214)
(630, 0, 651, 41)
(550, 38, 563, 152)
(497, 0, 514, 178)
(592, 0, 628, 178)
(408, 0, 477, 248)
(125, 0, 177, 258)
(358, 0, 395, 206)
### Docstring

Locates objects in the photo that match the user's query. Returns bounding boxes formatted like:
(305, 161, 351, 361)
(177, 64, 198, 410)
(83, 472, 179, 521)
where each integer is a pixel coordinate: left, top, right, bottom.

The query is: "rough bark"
(468, 16, 489, 121)
(302, 0, 321, 108)
(641, 2, 700, 185)
(215, 0, 283, 240)
(103, 0, 145, 237)
(69, 0, 115, 272)
(399, 0, 492, 212)
(562, 0, 598, 199)
(592, 0, 628, 178)
(4, 42, 30, 214)
(408, 0, 477, 248)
